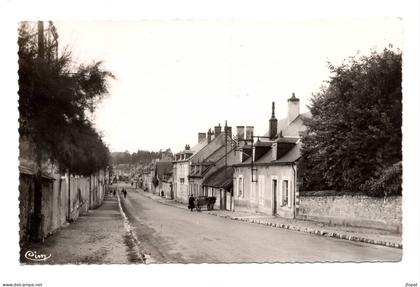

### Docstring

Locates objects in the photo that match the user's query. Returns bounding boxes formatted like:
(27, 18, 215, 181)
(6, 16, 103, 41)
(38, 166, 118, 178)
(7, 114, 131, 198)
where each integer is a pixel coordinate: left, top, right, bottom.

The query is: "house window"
(237, 176, 243, 198)
(282, 180, 288, 206)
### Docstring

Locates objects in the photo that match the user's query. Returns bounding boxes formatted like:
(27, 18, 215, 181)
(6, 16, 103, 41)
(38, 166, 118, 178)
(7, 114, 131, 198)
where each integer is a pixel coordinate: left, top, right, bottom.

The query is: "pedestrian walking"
(122, 189, 127, 198)
(113, 190, 116, 197)
(188, 194, 195, 212)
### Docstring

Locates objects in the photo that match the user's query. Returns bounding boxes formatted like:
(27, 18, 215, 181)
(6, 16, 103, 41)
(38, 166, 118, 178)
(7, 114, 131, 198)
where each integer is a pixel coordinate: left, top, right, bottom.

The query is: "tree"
(18, 21, 114, 240)
(18, 21, 114, 175)
(301, 47, 402, 195)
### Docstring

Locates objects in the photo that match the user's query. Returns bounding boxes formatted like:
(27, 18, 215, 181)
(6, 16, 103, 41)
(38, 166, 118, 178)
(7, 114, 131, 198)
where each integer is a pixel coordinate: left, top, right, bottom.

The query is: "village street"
(118, 185, 402, 263)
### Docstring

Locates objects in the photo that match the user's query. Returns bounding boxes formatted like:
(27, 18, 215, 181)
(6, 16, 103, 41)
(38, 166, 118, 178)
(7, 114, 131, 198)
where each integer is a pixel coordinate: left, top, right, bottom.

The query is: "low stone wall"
(19, 170, 107, 243)
(297, 195, 402, 232)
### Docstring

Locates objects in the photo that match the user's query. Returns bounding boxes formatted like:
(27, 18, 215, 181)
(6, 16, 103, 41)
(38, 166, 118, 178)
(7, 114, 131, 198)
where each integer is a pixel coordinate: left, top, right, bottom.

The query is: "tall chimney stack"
(288, 92, 300, 125)
(246, 126, 254, 141)
(207, 128, 212, 144)
(214, 123, 222, 137)
(269, 101, 278, 140)
(236, 126, 245, 141)
(224, 121, 232, 139)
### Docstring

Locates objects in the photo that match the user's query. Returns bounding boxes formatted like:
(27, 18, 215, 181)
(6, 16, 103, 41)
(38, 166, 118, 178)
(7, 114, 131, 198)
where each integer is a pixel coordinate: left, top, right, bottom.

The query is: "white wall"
(233, 164, 296, 218)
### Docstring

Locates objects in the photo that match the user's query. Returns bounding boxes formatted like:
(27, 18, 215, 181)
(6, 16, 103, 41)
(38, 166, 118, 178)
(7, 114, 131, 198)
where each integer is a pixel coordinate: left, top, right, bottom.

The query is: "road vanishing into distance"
(119, 187, 402, 263)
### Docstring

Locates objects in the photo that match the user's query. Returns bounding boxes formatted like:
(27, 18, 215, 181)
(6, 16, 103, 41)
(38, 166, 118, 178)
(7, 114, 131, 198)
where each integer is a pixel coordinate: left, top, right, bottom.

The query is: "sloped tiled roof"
(263, 111, 311, 139)
(273, 142, 301, 163)
(190, 132, 232, 163)
(233, 140, 301, 167)
(202, 166, 234, 189)
(174, 138, 208, 162)
(191, 138, 208, 153)
(204, 145, 225, 162)
(155, 161, 173, 179)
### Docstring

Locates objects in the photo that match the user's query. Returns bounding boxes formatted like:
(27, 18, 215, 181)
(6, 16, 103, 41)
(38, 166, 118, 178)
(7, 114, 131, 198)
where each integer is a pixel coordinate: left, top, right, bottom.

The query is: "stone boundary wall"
(19, 170, 108, 243)
(297, 195, 402, 232)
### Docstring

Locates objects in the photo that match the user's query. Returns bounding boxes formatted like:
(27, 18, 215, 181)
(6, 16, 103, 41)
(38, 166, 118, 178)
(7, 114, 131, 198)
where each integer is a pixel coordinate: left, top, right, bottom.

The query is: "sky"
(55, 19, 402, 153)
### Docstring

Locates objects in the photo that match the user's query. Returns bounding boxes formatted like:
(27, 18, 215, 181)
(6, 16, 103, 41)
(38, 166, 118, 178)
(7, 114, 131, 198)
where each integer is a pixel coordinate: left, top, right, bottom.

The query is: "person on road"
(122, 189, 127, 198)
(113, 190, 116, 197)
(188, 194, 195, 212)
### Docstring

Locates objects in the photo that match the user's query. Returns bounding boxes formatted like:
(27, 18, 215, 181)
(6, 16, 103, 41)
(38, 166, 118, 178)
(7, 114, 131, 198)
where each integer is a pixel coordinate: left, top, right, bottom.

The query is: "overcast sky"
(55, 19, 402, 153)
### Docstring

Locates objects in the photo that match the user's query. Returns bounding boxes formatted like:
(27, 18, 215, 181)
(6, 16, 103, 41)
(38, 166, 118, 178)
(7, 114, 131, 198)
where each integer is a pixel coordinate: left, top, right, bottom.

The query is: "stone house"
(188, 123, 234, 197)
(198, 125, 249, 210)
(140, 161, 155, 192)
(232, 94, 311, 218)
(173, 137, 207, 203)
(174, 122, 238, 205)
(153, 161, 174, 198)
(202, 165, 235, 210)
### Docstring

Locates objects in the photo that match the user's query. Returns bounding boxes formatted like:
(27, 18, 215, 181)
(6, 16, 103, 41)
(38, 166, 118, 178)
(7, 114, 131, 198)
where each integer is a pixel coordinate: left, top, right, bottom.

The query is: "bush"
(361, 162, 402, 197)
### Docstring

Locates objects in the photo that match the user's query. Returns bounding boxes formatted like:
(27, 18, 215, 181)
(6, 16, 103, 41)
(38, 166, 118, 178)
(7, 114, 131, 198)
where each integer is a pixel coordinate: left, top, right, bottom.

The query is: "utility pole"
(37, 21, 44, 59)
(68, 172, 71, 221)
(30, 21, 45, 242)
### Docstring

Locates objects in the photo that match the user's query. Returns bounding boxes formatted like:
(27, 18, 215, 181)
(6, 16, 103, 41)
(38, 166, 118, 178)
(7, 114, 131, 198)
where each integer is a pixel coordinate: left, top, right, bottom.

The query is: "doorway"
(272, 179, 277, 215)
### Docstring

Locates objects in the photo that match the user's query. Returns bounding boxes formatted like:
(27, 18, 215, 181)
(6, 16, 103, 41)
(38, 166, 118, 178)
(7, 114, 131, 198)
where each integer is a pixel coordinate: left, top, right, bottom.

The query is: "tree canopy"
(111, 148, 173, 165)
(301, 47, 402, 196)
(18, 22, 114, 176)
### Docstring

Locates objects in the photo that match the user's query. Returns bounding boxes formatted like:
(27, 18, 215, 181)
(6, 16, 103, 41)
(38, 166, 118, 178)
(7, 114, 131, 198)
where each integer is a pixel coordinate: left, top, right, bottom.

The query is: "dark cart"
(195, 196, 216, 211)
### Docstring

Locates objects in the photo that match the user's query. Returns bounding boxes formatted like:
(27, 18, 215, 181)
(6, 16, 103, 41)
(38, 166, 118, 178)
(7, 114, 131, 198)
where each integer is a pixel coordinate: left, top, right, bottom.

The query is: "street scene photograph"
(17, 19, 403, 264)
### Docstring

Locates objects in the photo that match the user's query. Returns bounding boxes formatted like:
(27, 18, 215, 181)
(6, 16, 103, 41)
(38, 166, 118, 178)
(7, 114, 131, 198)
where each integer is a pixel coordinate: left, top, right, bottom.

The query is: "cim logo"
(24, 250, 51, 262)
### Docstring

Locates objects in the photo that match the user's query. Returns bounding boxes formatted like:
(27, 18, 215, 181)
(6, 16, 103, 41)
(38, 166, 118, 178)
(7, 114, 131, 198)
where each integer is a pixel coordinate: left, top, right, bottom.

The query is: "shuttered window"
(282, 180, 288, 206)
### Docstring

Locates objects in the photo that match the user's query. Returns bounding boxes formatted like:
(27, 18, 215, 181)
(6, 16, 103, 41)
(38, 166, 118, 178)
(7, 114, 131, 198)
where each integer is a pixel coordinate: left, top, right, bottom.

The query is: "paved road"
(120, 188, 402, 263)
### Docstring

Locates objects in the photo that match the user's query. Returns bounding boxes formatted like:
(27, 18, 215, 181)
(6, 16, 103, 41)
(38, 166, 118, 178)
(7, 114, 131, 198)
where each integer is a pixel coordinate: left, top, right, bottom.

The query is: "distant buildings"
(135, 94, 310, 219)
(166, 93, 310, 218)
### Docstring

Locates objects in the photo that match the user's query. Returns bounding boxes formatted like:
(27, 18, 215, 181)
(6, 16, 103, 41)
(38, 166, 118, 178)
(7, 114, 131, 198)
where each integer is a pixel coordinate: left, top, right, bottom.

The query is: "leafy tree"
(18, 21, 114, 175)
(301, 47, 402, 195)
(18, 21, 114, 240)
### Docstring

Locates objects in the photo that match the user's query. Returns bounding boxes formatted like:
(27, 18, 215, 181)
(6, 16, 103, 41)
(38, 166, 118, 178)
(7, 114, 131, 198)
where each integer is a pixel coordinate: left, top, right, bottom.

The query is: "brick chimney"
(236, 126, 245, 141)
(288, 93, 300, 125)
(269, 101, 278, 140)
(214, 123, 222, 137)
(224, 121, 232, 139)
(198, 132, 206, 143)
(207, 128, 212, 144)
(246, 126, 254, 141)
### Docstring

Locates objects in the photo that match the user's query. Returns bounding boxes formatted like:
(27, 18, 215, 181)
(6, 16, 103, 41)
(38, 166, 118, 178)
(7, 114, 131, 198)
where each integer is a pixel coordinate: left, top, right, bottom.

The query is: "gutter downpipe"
(67, 172, 71, 222)
(292, 162, 297, 219)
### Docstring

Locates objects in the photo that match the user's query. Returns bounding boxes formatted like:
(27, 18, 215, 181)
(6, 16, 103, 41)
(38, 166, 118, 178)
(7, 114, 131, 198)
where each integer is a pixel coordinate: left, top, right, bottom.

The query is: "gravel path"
(20, 194, 137, 264)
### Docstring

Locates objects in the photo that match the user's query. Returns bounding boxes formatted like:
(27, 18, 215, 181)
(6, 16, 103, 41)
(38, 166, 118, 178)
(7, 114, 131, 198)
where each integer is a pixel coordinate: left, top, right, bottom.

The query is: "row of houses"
(140, 94, 310, 219)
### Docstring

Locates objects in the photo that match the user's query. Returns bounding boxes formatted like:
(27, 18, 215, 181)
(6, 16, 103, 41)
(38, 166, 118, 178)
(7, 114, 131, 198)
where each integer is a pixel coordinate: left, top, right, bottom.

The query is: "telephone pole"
(30, 20, 45, 242)
(37, 21, 44, 60)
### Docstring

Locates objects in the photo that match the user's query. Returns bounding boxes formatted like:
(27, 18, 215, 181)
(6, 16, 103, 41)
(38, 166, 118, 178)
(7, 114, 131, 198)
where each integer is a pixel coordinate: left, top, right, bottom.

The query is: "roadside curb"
(205, 211, 403, 250)
(141, 191, 402, 250)
(117, 194, 154, 263)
